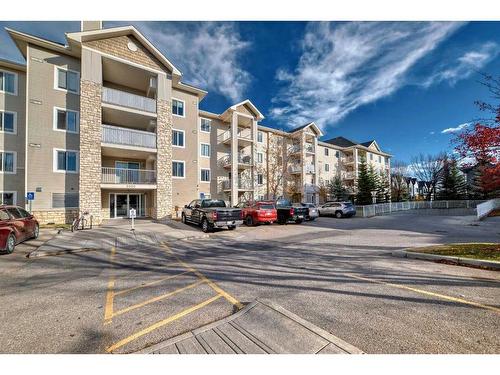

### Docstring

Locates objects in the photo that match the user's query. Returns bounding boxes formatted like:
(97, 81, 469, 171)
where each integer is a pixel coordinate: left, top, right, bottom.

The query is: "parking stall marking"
(114, 270, 191, 297)
(345, 273, 500, 315)
(104, 246, 117, 325)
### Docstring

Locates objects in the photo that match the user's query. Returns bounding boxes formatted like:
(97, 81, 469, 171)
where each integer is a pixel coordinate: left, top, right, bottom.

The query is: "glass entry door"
(110, 193, 146, 218)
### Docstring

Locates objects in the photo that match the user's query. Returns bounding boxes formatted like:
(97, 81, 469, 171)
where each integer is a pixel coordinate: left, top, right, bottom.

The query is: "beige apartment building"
(0, 22, 391, 224)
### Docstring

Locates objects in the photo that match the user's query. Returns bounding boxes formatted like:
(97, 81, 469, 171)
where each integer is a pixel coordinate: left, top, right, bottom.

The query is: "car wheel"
(181, 213, 186, 224)
(32, 224, 39, 239)
(5, 234, 16, 254)
(245, 215, 254, 226)
(309, 217, 316, 221)
(295, 219, 303, 224)
(335, 211, 343, 218)
(227, 226, 236, 230)
(201, 218, 211, 233)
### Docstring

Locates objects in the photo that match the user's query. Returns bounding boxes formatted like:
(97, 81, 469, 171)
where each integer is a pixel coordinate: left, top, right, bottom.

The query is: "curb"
(392, 249, 500, 270)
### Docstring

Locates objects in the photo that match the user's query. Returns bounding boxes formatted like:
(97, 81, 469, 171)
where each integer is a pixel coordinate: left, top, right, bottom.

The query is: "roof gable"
(288, 122, 323, 137)
(229, 99, 264, 120)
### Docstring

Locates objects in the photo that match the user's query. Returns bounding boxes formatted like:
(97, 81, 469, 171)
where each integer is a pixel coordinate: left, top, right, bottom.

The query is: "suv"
(1, 205, 39, 253)
(236, 201, 277, 226)
(296, 203, 319, 221)
(318, 201, 356, 218)
(182, 199, 243, 233)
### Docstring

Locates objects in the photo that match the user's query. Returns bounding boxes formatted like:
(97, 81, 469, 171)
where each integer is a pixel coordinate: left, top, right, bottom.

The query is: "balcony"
(342, 156, 355, 164)
(102, 124, 157, 150)
(343, 171, 356, 179)
(101, 167, 156, 187)
(304, 183, 317, 193)
(305, 164, 315, 174)
(102, 87, 156, 113)
(222, 178, 254, 191)
(288, 164, 302, 174)
(219, 128, 253, 145)
(221, 154, 253, 169)
(289, 145, 301, 154)
(305, 143, 315, 154)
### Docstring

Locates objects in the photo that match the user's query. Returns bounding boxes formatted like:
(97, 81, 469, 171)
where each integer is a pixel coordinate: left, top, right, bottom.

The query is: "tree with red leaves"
(454, 74, 500, 198)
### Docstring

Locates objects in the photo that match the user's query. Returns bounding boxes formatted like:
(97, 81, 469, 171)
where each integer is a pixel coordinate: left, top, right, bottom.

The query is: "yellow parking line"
(104, 246, 117, 324)
(112, 280, 205, 318)
(114, 270, 191, 297)
(106, 294, 222, 353)
(346, 273, 500, 314)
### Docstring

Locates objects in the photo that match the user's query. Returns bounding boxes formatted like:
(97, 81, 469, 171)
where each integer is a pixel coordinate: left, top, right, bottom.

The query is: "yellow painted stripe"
(106, 294, 222, 353)
(112, 280, 205, 317)
(346, 273, 500, 314)
(114, 270, 191, 296)
(103, 246, 117, 323)
(161, 243, 243, 309)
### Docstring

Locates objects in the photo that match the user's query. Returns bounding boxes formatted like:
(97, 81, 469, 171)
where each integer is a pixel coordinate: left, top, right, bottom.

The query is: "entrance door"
(109, 193, 145, 218)
(116, 194, 128, 218)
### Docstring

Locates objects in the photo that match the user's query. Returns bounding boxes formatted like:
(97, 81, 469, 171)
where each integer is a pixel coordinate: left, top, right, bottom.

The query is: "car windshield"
(201, 200, 226, 208)
(343, 202, 354, 207)
(276, 199, 291, 208)
(258, 204, 275, 209)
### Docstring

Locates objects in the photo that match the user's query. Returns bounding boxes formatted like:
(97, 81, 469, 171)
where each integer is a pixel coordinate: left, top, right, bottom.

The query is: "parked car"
(275, 199, 308, 224)
(182, 199, 243, 233)
(0, 205, 39, 254)
(296, 203, 319, 221)
(236, 201, 277, 226)
(318, 201, 356, 218)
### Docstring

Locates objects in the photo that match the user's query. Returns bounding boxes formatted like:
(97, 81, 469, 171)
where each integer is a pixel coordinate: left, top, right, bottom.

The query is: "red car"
(236, 201, 278, 226)
(0, 205, 39, 254)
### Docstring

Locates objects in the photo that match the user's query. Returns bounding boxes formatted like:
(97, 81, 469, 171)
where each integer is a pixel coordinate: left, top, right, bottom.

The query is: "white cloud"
(429, 131, 435, 135)
(422, 41, 500, 87)
(270, 22, 463, 129)
(441, 122, 470, 134)
(119, 22, 251, 102)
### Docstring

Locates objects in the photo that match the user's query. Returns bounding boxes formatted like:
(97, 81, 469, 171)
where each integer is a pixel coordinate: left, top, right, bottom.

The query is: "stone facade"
(79, 80, 103, 223)
(155, 98, 172, 219)
(33, 209, 79, 225)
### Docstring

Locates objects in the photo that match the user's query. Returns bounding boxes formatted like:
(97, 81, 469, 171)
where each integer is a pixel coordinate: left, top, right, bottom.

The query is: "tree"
(317, 178, 330, 203)
(329, 176, 347, 201)
(379, 170, 391, 202)
(391, 161, 409, 202)
(409, 153, 446, 200)
(356, 158, 374, 205)
(438, 156, 467, 200)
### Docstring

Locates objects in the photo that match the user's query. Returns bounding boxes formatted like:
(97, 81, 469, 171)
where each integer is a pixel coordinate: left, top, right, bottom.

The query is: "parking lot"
(0, 214, 499, 353)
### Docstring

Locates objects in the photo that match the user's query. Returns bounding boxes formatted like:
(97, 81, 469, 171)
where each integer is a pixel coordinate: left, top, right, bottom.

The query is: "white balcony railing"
(218, 128, 253, 143)
(288, 164, 301, 174)
(102, 87, 156, 113)
(343, 171, 356, 179)
(221, 154, 253, 167)
(222, 179, 254, 190)
(304, 183, 317, 193)
(342, 156, 355, 164)
(101, 167, 156, 185)
(289, 145, 301, 154)
(305, 164, 315, 174)
(305, 143, 315, 153)
(102, 124, 157, 149)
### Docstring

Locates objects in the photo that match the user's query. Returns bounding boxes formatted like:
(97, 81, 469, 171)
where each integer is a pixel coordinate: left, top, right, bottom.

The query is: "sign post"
(27, 192, 35, 213)
(129, 208, 136, 231)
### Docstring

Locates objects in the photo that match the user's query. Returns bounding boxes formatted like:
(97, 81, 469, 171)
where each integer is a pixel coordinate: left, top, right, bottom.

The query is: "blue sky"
(1, 21, 499, 162)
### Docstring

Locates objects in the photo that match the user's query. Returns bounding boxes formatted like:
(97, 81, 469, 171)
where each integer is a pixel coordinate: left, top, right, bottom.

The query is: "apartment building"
(1, 21, 391, 224)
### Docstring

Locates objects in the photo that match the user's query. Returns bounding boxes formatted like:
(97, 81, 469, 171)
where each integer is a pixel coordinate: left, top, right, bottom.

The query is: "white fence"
(476, 198, 500, 220)
(102, 87, 156, 113)
(358, 200, 485, 217)
(101, 167, 156, 185)
(102, 124, 157, 149)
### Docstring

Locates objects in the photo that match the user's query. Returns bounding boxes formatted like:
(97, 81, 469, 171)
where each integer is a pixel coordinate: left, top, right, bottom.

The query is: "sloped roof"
(324, 136, 358, 147)
(287, 122, 323, 137)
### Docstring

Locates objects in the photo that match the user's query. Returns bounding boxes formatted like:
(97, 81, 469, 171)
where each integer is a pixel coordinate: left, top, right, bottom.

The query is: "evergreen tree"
(438, 157, 468, 200)
(356, 158, 374, 205)
(329, 176, 347, 201)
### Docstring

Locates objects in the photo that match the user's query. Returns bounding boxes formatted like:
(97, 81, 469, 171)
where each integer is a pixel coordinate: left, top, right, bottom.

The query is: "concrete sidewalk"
(28, 219, 207, 258)
(137, 300, 364, 354)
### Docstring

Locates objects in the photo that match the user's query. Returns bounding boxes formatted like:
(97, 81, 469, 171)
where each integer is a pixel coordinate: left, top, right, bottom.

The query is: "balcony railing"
(305, 143, 315, 153)
(221, 154, 253, 167)
(343, 171, 356, 179)
(102, 87, 156, 113)
(101, 167, 156, 185)
(288, 164, 301, 174)
(304, 183, 317, 193)
(305, 164, 315, 174)
(218, 128, 253, 143)
(342, 156, 355, 164)
(102, 124, 157, 149)
(222, 179, 254, 190)
(289, 145, 301, 154)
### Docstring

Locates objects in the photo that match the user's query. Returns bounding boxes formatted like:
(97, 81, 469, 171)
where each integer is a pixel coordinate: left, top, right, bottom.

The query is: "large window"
(200, 143, 210, 157)
(200, 169, 210, 182)
(172, 99, 185, 117)
(172, 129, 185, 147)
(0, 111, 16, 134)
(54, 108, 79, 133)
(0, 70, 17, 95)
(172, 161, 185, 178)
(54, 150, 78, 173)
(200, 118, 211, 132)
(56, 67, 79, 94)
(0, 151, 15, 173)
(52, 193, 79, 208)
(0, 192, 16, 205)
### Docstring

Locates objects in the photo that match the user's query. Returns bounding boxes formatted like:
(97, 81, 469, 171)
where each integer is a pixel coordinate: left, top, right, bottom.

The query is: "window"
(0, 70, 17, 95)
(200, 118, 211, 132)
(325, 163, 330, 172)
(172, 129, 185, 147)
(17, 207, 30, 218)
(369, 153, 373, 161)
(200, 143, 210, 157)
(200, 169, 210, 182)
(0, 192, 16, 205)
(54, 108, 78, 133)
(257, 131, 263, 143)
(54, 150, 78, 173)
(385, 157, 389, 164)
(172, 99, 185, 117)
(336, 151, 340, 158)
(7, 207, 22, 219)
(56, 67, 79, 94)
(52, 193, 79, 208)
(0, 111, 16, 134)
(172, 161, 185, 178)
(257, 152, 263, 163)
(0, 209, 9, 221)
(324, 148, 329, 156)
(0, 151, 15, 173)
(378, 155, 381, 163)
(257, 173, 263, 185)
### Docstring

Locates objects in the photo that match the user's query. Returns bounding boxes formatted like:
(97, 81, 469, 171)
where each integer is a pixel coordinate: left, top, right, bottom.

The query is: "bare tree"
(409, 153, 446, 200)
(390, 160, 409, 202)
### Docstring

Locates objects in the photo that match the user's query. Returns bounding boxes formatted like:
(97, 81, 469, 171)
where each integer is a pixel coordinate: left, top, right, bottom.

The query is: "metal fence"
(357, 200, 485, 217)
(102, 87, 156, 113)
(102, 124, 157, 149)
(101, 167, 156, 185)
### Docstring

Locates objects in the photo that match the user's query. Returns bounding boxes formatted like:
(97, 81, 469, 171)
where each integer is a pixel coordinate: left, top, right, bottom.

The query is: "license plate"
(226, 221, 234, 225)
(298, 215, 304, 219)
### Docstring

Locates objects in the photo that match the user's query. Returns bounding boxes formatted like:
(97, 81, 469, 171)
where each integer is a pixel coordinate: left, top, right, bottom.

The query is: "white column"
(231, 112, 239, 206)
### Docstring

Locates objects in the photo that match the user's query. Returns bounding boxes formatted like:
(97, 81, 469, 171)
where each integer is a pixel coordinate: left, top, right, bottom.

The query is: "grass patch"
(39, 223, 72, 230)
(412, 243, 500, 261)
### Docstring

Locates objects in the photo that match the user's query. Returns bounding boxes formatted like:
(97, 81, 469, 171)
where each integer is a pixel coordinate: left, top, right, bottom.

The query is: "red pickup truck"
(236, 201, 278, 226)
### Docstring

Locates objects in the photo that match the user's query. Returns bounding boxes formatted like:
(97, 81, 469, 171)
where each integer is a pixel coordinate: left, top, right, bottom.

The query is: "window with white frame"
(324, 148, 329, 156)
(200, 168, 210, 182)
(172, 161, 185, 178)
(200, 143, 210, 157)
(200, 118, 211, 132)
(172, 129, 185, 147)
(325, 163, 330, 172)
(378, 155, 382, 163)
(54, 150, 78, 173)
(257, 173, 263, 185)
(257, 131, 263, 143)
(0, 191, 16, 205)
(0, 70, 17, 95)
(0, 151, 16, 173)
(257, 152, 263, 163)
(172, 99, 185, 117)
(369, 153, 373, 161)
(56, 67, 79, 94)
(54, 108, 79, 133)
(0, 111, 16, 134)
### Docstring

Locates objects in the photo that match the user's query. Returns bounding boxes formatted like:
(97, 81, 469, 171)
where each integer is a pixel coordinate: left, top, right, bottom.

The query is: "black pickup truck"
(182, 199, 243, 233)
(275, 198, 308, 224)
